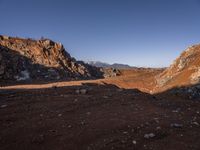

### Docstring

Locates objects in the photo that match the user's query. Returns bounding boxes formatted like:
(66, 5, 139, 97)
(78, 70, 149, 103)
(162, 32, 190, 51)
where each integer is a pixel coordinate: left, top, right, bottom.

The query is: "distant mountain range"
(84, 61, 135, 69)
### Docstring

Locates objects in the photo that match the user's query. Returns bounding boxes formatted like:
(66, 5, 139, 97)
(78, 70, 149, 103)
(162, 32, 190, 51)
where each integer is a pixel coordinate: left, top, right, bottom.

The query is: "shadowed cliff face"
(0, 35, 103, 81)
(154, 44, 200, 92)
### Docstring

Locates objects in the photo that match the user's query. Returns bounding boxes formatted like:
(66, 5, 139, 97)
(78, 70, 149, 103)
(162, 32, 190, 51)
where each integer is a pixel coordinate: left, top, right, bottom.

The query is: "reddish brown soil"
(0, 69, 161, 93)
(0, 69, 200, 150)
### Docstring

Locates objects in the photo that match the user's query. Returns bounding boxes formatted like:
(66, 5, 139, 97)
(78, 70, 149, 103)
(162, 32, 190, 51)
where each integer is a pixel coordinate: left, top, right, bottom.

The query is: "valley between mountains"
(0, 35, 200, 150)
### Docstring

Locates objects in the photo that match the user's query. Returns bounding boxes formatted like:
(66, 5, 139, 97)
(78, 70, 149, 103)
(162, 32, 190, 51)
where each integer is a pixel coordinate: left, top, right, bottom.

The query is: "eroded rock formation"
(155, 44, 200, 92)
(0, 35, 103, 81)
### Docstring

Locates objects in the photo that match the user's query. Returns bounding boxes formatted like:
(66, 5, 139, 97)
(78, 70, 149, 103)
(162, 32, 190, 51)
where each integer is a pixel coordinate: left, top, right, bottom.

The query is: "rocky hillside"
(0, 35, 103, 81)
(155, 44, 200, 92)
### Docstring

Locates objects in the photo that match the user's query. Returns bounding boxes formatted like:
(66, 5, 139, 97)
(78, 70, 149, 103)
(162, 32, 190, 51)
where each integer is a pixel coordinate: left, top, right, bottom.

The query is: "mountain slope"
(155, 44, 200, 92)
(0, 35, 103, 81)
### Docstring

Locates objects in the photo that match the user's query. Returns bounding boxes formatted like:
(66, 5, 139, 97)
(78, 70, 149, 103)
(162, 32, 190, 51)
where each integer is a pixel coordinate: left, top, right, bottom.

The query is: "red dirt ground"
(0, 69, 200, 150)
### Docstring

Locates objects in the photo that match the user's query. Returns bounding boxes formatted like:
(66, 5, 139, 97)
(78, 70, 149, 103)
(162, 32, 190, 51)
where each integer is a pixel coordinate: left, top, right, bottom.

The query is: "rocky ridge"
(0, 35, 103, 81)
(155, 44, 200, 92)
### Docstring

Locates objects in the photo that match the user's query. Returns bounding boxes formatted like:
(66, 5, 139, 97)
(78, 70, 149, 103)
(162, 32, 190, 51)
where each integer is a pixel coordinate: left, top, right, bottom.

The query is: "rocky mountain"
(85, 61, 133, 69)
(155, 44, 200, 92)
(0, 35, 103, 81)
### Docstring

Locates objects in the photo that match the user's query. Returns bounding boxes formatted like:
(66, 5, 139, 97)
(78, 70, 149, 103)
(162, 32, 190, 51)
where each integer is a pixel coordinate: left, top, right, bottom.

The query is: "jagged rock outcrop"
(0, 35, 103, 81)
(102, 68, 121, 78)
(155, 44, 200, 92)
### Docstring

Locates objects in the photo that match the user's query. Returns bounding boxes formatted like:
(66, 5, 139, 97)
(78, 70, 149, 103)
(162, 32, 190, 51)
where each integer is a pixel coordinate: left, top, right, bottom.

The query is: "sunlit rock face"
(0, 35, 103, 81)
(154, 44, 200, 92)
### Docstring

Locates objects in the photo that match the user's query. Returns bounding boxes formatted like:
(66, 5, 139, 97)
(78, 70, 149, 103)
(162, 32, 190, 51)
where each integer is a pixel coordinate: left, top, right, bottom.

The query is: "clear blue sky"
(0, 0, 200, 67)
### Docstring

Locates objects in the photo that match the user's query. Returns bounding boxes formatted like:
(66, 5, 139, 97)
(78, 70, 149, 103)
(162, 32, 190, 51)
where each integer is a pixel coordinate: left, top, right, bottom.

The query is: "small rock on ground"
(144, 133, 155, 139)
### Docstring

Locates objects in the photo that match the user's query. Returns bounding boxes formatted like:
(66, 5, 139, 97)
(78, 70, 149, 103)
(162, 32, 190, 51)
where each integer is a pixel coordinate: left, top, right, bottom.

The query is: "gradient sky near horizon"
(0, 0, 200, 67)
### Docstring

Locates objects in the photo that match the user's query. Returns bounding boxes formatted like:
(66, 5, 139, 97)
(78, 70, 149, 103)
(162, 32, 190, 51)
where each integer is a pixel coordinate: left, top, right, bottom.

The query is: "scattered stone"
(0, 104, 7, 108)
(16, 70, 30, 81)
(191, 122, 199, 126)
(123, 131, 128, 134)
(154, 118, 159, 123)
(192, 116, 197, 121)
(144, 133, 155, 139)
(76, 89, 87, 94)
(172, 110, 179, 113)
(170, 123, 183, 128)
(80, 89, 87, 94)
(58, 114, 62, 117)
(132, 140, 137, 145)
(86, 112, 91, 115)
(156, 126, 161, 130)
(81, 121, 86, 125)
(75, 89, 80, 94)
(68, 125, 72, 128)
